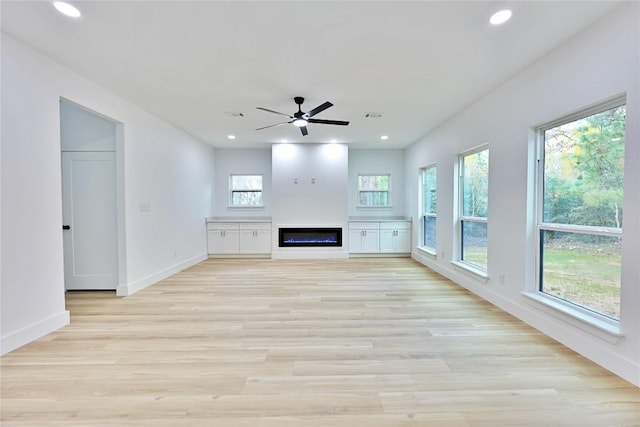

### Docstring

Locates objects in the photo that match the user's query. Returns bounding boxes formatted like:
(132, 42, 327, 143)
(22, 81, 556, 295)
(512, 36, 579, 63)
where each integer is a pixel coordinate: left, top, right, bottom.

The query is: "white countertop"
(206, 216, 272, 223)
(349, 216, 411, 222)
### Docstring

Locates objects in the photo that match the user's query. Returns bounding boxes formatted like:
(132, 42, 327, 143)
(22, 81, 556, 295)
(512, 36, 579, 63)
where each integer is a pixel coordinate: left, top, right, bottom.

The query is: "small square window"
(230, 175, 263, 207)
(358, 174, 390, 207)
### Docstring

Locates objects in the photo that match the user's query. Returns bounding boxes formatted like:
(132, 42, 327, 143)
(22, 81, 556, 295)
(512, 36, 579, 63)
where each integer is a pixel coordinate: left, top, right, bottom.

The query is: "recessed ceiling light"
(380, 135, 389, 140)
(490, 9, 512, 25)
(53, 1, 81, 18)
(330, 139, 337, 144)
(280, 139, 288, 143)
(227, 135, 236, 140)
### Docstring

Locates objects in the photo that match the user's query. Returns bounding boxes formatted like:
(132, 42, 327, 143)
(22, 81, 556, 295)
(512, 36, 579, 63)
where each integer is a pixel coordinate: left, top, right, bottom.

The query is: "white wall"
(348, 149, 406, 218)
(213, 148, 272, 217)
(60, 99, 116, 151)
(271, 143, 349, 258)
(404, 3, 639, 386)
(1, 35, 216, 354)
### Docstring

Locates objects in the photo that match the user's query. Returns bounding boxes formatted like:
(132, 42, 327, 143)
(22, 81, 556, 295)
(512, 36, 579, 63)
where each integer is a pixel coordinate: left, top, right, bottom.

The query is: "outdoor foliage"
(543, 106, 625, 229)
(462, 150, 489, 218)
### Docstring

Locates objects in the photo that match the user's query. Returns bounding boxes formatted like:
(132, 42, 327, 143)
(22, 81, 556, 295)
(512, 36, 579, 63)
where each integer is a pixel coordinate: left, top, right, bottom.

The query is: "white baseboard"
(117, 253, 207, 296)
(1, 310, 70, 355)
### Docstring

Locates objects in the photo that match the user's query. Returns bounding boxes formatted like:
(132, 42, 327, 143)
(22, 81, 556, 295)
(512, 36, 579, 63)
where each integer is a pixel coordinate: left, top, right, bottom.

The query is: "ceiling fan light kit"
(256, 96, 349, 136)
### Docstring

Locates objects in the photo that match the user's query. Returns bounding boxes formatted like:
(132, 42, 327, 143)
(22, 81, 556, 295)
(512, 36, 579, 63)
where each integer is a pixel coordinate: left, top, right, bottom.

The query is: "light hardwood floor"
(1, 258, 638, 426)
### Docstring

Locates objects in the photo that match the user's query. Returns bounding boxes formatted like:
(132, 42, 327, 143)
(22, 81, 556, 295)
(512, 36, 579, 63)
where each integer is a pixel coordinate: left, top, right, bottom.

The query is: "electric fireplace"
(278, 227, 342, 247)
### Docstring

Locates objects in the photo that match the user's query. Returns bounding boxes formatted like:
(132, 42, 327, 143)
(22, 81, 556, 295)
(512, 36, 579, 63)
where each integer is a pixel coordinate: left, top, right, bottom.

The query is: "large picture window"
(537, 99, 625, 320)
(420, 165, 437, 252)
(459, 147, 489, 270)
(358, 174, 390, 207)
(230, 174, 263, 207)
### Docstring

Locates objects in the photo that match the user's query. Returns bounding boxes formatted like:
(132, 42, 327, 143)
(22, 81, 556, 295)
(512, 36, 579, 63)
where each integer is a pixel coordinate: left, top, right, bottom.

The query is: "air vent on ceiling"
(225, 112, 245, 118)
(363, 112, 383, 118)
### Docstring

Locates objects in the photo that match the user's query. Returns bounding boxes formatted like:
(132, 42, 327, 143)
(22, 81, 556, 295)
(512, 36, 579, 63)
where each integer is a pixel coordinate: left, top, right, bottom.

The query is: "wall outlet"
(441, 251, 445, 259)
(499, 274, 506, 285)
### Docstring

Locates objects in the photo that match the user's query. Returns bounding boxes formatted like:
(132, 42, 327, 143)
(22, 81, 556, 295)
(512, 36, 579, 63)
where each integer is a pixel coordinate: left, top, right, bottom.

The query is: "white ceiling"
(1, 1, 621, 149)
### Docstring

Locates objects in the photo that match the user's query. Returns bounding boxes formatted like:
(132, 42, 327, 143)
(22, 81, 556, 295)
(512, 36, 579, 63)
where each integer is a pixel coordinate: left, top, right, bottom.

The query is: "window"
(420, 165, 437, 252)
(358, 174, 390, 207)
(536, 99, 625, 320)
(459, 147, 489, 270)
(230, 174, 263, 207)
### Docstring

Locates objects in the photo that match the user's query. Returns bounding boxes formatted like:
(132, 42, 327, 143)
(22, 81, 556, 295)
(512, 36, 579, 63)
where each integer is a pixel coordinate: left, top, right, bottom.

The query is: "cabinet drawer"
(207, 222, 239, 230)
(349, 222, 379, 230)
(239, 222, 271, 230)
(379, 221, 411, 230)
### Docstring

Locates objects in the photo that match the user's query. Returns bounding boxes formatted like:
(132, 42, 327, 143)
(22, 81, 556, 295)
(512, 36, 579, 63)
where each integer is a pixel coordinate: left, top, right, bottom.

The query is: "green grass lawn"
(542, 247, 620, 319)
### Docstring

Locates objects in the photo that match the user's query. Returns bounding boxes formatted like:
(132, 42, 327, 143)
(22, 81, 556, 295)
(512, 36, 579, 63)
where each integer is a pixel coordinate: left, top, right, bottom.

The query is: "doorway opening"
(60, 99, 124, 291)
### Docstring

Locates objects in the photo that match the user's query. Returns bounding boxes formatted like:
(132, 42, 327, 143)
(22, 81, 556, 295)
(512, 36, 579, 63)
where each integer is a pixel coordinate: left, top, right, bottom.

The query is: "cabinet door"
(379, 229, 395, 253)
(380, 229, 411, 253)
(348, 229, 365, 253)
(239, 229, 272, 254)
(207, 230, 225, 253)
(253, 229, 271, 254)
(362, 229, 380, 253)
(208, 229, 239, 254)
(222, 230, 240, 253)
(349, 229, 379, 253)
(394, 229, 411, 252)
(349, 222, 380, 253)
(239, 230, 256, 253)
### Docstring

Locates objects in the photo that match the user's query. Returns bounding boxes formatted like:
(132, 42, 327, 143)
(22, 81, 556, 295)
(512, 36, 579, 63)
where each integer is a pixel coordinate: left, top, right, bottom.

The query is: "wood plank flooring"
(1, 258, 638, 426)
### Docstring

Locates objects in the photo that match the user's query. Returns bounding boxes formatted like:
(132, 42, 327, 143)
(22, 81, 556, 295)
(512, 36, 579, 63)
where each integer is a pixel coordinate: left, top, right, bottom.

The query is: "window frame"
(457, 145, 489, 274)
(357, 173, 392, 208)
(419, 164, 437, 254)
(229, 174, 264, 208)
(533, 96, 626, 323)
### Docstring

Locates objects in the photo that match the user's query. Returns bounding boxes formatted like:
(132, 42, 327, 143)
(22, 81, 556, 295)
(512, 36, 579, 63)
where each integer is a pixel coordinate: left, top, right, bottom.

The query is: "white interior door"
(62, 151, 118, 290)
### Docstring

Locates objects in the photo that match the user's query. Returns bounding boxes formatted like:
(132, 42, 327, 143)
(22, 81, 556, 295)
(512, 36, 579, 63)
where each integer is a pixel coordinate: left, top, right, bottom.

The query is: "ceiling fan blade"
(255, 122, 289, 130)
(307, 118, 350, 126)
(300, 126, 308, 136)
(256, 107, 291, 117)
(305, 101, 333, 118)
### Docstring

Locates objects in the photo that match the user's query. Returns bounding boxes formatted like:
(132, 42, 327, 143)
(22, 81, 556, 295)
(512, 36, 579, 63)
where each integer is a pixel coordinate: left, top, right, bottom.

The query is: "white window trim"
(357, 173, 392, 208)
(532, 95, 626, 324)
(229, 174, 264, 208)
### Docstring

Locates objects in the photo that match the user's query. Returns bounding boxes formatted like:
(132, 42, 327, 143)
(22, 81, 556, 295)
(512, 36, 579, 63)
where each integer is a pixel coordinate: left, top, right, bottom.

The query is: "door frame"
(60, 97, 127, 294)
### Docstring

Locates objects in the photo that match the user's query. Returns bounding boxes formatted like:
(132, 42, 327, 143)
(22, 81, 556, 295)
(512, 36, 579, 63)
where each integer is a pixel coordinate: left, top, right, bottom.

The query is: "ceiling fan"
(256, 96, 349, 136)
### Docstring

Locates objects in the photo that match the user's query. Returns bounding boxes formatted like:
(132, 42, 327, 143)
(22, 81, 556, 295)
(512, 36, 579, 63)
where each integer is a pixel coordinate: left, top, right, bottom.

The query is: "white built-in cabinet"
(348, 222, 380, 253)
(379, 222, 411, 253)
(207, 220, 271, 256)
(238, 223, 271, 254)
(348, 219, 411, 255)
